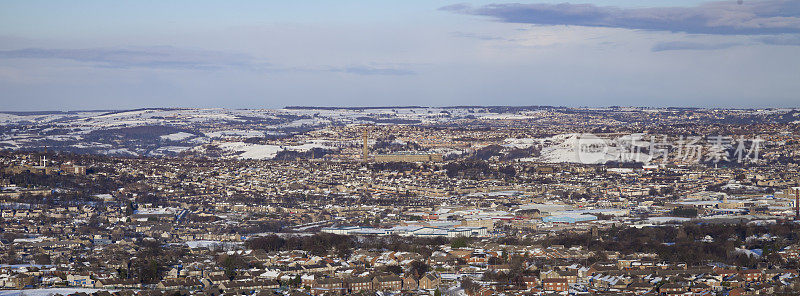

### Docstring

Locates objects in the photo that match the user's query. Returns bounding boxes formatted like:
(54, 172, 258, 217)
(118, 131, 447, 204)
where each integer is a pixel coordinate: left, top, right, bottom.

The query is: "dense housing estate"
(0, 107, 799, 295)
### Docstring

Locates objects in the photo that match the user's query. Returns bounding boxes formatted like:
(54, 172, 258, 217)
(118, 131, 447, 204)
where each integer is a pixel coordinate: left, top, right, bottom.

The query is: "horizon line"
(2, 105, 799, 114)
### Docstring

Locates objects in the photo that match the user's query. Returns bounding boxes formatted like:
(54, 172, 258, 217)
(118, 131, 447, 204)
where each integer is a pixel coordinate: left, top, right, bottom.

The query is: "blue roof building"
(542, 214, 597, 224)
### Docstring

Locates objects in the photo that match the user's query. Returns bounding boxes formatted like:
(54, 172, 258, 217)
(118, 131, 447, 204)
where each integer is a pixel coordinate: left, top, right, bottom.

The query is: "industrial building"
(374, 152, 443, 163)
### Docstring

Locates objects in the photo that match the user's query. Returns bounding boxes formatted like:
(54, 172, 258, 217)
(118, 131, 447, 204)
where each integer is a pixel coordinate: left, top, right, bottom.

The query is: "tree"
(383, 265, 402, 275)
(451, 237, 468, 249)
(409, 260, 430, 277)
(669, 207, 698, 218)
(649, 188, 659, 196)
(124, 201, 136, 216)
(461, 277, 480, 294)
(488, 256, 505, 265)
(117, 268, 129, 279)
(134, 259, 163, 284)
(33, 254, 51, 265)
(218, 254, 248, 280)
(290, 275, 302, 287)
(138, 239, 163, 258)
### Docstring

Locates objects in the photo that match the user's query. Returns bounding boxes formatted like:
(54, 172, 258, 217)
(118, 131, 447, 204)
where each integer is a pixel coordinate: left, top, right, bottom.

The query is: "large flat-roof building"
(374, 152, 443, 163)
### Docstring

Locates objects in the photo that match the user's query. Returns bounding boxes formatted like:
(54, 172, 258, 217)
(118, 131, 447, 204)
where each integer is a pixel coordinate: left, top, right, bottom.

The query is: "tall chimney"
(794, 187, 800, 219)
(362, 128, 369, 162)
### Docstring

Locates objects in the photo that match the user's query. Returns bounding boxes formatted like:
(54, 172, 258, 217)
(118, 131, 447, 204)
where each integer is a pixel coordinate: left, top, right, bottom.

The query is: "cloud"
(758, 34, 800, 45)
(0, 46, 260, 70)
(652, 34, 800, 51)
(449, 31, 508, 41)
(330, 65, 416, 76)
(0, 46, 416, 75)
(441, 0, 800, 35)
(652, 41, 744, 51)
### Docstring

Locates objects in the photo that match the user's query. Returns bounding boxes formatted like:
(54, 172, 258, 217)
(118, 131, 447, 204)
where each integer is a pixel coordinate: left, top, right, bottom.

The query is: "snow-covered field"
(217, 141, 336, 160)
(218, 142, 284, 160)
(205, 130, 265, 138)
(1, 107, 793, 160)
(517, 133, 656, 164)
(160, 132, 196, 141)
(184, 240, 240, 249)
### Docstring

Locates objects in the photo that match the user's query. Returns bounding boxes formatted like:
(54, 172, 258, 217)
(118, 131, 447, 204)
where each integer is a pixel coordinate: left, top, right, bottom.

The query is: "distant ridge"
(95, 108, 188, 117)
(285, 106, 425, 110)
(3, 106, 793, 114)
(282, 106, 799, 111)
(284, 105, 562, 110)
(0, 110, 114, 116)
(0, 108, 185, 116)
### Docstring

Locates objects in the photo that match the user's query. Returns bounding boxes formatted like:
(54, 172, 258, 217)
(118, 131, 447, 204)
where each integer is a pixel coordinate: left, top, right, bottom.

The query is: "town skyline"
(2, 1, 800, 296)
(2, 105, 799, 113)
(1, 106, 799, 295)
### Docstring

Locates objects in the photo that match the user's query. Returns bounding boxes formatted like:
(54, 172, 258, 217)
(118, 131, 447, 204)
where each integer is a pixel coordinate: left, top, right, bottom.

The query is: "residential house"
(542, 278, 568, 292)
(418, 272, 440, 290)
(348, 276, 373, 292)
(373, 275, 403, 291)
(312, 277, 345, 295)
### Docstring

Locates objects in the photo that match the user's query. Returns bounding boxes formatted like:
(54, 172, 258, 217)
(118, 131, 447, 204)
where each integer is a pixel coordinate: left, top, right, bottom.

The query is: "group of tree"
(246, 233, 355, 258)
(442, 160, 515, 180)
(246, 234, 456, 260)
(126, 239, 188, 284)
(530, 222, 800, 268)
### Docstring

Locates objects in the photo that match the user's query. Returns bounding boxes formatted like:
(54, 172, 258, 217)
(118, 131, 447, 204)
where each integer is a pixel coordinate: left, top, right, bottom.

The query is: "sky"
(0, 0, 798, 111)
